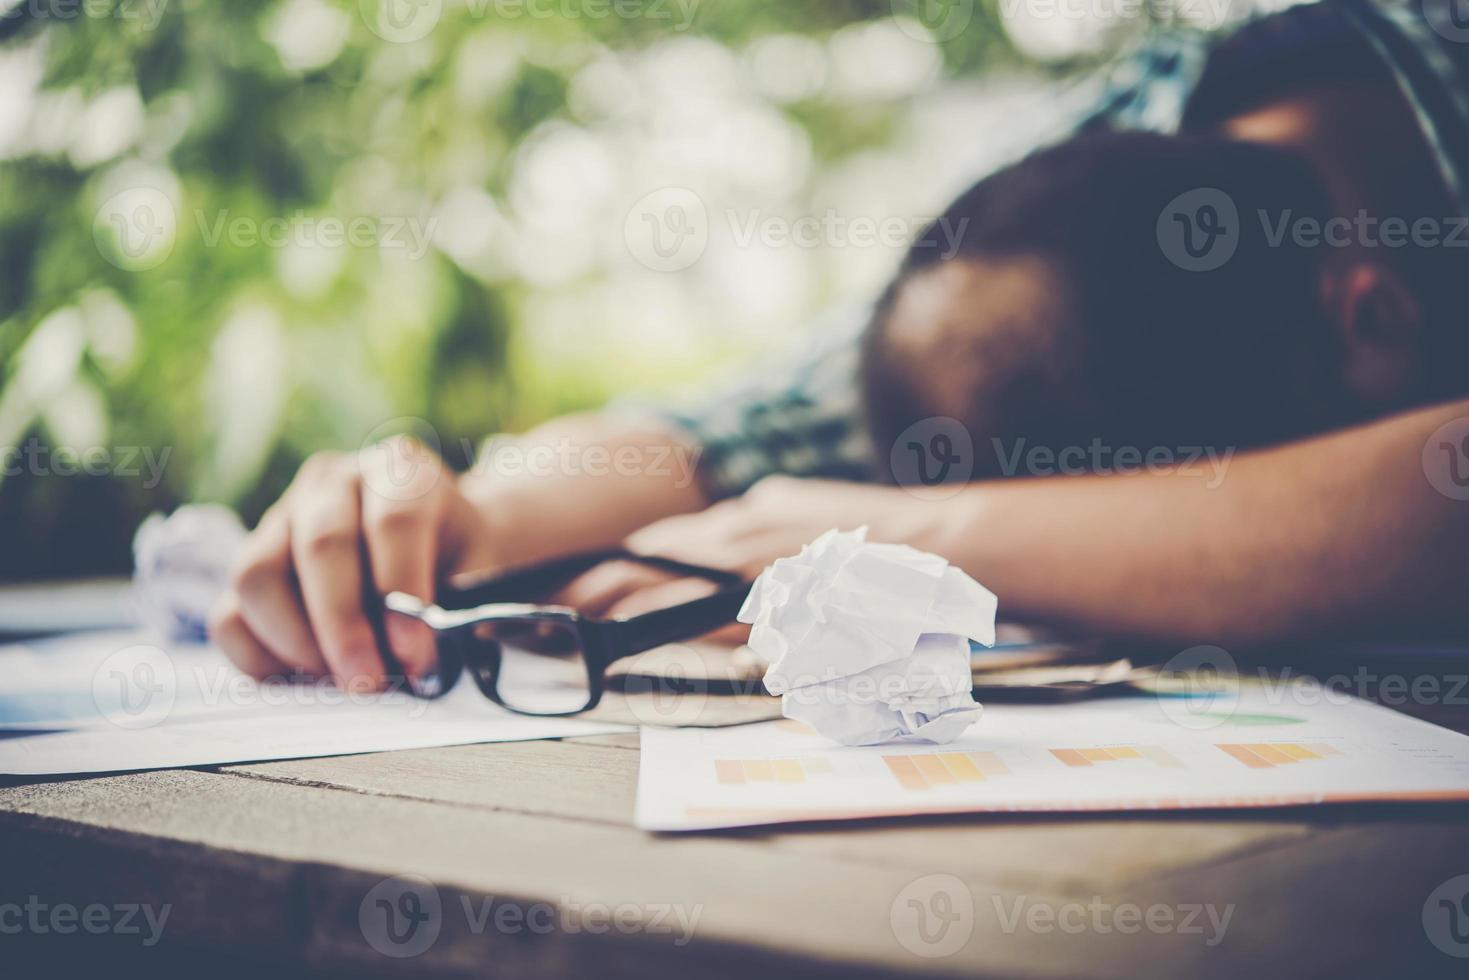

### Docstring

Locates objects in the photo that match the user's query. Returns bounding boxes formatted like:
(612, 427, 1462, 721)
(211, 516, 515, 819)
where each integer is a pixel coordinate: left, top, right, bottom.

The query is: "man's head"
(862, 130, 1459, 482)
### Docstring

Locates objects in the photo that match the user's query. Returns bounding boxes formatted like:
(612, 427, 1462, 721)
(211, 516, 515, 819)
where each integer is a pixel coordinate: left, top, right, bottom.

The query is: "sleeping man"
(211, 1, 1469, 687)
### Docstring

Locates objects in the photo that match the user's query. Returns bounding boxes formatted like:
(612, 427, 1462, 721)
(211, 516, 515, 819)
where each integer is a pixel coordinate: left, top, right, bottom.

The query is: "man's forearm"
(458, 414, 710, 567)
(934, 399, 1469, 645)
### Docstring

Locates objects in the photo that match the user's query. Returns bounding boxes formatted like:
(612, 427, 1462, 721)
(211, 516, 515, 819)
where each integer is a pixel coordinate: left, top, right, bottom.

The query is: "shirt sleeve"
(644, 306, 877, 500)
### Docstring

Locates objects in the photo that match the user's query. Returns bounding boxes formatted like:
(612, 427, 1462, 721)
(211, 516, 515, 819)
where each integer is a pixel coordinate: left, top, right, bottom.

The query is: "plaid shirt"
(658, 1, 1469, 500)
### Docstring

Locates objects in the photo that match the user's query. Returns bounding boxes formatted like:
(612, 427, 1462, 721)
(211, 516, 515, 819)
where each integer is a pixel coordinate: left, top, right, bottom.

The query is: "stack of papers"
(635, 685, 1469, 831)
(0, 631, 630, 775)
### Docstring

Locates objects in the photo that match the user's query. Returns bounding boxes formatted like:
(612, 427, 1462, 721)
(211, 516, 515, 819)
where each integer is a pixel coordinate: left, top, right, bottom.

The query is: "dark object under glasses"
(377, 550, 750, 716)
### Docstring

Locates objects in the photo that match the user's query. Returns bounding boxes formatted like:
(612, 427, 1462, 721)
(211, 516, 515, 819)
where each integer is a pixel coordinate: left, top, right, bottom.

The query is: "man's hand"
(208, 437, 502, 689)
(555, 477, 939, 622)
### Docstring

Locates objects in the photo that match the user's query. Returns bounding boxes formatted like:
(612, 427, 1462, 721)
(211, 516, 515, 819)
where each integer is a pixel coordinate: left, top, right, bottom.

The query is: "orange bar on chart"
(1246, 744, 1298, 765)
(1218, 744, 1274, 769)
(884, 755, 929, 791)
(1051, 749, 1092, 768)
(714, 760, 746, 786)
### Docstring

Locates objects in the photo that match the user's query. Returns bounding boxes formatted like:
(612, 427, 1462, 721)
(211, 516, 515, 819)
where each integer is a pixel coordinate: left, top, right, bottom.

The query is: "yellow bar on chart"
(1276, 744, 1320, 761)
(913, 755, 957, 786)
(1247, 744, 1298, 765)
(938, 753, 985, 782)
(744, 759, 775, 782)
(772, 759, 805, 784)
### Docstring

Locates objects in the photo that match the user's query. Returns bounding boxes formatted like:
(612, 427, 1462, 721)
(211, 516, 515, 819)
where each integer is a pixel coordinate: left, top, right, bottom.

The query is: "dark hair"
(862, 131, 1341, 482)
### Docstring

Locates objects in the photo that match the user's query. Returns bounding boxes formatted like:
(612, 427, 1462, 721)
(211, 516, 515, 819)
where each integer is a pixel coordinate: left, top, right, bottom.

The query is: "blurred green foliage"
(0, 0, 1060, 578)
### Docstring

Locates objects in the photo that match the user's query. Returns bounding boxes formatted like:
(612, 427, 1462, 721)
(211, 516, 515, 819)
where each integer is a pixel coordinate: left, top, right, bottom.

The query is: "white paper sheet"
(0, 631, 630, 774)
(635, 687, 1469, 831)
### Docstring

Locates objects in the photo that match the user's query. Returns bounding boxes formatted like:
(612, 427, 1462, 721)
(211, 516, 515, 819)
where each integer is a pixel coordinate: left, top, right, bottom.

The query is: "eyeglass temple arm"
(440, 550, 744, 610)
(618, 586, 751, 659)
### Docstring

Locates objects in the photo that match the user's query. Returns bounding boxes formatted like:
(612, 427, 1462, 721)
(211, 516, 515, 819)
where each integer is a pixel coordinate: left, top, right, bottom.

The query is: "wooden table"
(3, 682, 1469, 978)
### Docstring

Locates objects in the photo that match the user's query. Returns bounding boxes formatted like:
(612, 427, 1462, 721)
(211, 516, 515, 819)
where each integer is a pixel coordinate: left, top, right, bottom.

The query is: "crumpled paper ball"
(738, 527, 997, 746)
(132, 504, 248, 642)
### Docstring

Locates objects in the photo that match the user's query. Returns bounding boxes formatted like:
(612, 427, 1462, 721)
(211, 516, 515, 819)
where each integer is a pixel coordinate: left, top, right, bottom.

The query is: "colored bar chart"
(1217, 743, 1343, 769)
(882, 751, 1010, 791)
(1050, 745, 1183, 769)
(715, 757, 834, 785)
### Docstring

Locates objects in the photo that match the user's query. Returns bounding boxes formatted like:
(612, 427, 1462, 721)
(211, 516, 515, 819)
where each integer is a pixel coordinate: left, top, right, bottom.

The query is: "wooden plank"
(226, 739, 1318, 895)
(0, 768, 1174, 980)
(1118, 817, 1469, 980)
(225, 738, 640, 826)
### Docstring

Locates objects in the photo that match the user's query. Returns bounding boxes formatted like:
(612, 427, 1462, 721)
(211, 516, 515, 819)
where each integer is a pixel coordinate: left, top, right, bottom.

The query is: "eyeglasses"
(376, 550, 749, 717)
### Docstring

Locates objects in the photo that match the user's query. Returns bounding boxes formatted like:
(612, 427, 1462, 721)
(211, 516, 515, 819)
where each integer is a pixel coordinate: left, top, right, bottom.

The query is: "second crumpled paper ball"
(738, 527, 998, 746)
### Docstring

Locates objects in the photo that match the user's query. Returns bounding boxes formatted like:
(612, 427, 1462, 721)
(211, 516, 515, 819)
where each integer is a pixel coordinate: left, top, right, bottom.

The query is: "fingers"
(288, 454, 386, 691)
(601, 576, 716, 619)
(359, 439, 444, 678)
(227, 505, 329, 676)
(208, 591, 292, 680)
(552, 560, 674, 618)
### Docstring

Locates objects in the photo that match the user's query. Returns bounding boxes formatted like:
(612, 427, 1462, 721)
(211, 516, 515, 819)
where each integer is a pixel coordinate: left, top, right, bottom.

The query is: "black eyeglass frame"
(377, 549, 749, 717)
